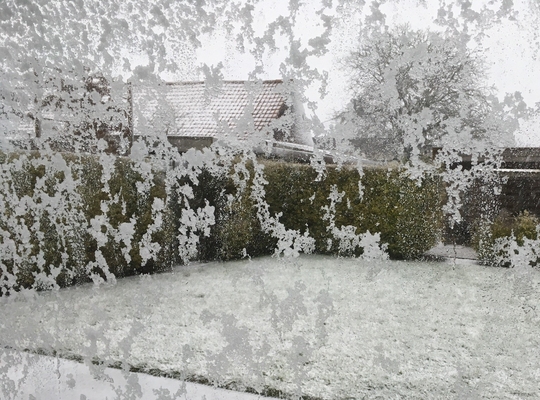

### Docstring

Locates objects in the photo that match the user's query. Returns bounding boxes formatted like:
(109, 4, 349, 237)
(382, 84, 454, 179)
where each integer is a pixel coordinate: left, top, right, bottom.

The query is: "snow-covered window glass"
(1, 1, 540, 399)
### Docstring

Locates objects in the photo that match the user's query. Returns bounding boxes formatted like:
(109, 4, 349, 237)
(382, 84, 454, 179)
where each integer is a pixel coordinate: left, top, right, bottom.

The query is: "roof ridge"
(164, 79, 284, 86)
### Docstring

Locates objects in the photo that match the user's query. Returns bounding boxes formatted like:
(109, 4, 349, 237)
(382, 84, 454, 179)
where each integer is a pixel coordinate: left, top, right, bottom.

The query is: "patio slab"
(425, 243, 478, 261)
(1, 348, 276, 400)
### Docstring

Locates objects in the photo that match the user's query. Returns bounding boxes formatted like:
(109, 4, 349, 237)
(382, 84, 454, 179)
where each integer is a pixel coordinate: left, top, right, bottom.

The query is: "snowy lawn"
(1, 255, 540, 399)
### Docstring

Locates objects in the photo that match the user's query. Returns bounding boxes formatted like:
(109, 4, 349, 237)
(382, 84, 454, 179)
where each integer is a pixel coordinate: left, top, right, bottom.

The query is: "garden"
(2, 1, 540, 399)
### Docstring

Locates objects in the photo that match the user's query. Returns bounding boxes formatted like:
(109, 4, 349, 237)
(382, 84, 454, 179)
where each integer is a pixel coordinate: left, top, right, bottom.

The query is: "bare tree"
(37, 70, 130, 154)
(343, 25, 497, 161)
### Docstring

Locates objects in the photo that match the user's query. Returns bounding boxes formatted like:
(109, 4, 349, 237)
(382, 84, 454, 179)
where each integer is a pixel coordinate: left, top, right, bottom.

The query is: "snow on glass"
(1, 1, 540, 399)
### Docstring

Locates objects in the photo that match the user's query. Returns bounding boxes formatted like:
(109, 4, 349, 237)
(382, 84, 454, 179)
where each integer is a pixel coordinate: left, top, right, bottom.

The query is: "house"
(3, 78, 314, 160)
(432, 147, 540, 170)
(431, 146, 540, 245)
(130, 80, 314, 161)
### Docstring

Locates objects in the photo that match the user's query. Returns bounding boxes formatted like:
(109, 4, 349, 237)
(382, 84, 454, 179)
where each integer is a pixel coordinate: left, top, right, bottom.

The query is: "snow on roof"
(132, 80, 289, 138)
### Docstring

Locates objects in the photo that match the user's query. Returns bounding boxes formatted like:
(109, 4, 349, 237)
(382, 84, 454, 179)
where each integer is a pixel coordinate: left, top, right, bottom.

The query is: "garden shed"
(130, 79, 314, 160)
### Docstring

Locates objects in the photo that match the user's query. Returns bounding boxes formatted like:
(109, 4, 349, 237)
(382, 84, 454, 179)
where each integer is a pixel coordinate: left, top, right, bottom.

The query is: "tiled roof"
(133, 80, 288, 138)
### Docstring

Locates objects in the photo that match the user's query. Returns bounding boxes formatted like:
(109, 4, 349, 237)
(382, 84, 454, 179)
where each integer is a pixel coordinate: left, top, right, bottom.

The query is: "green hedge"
(177, 164, 276, 262)
(0, 151, 175, 294)
(473, 210, 539, 267)
(187, 160, 443, 260)
(261, 161, 443, 259)
(0, 152, 444, 294)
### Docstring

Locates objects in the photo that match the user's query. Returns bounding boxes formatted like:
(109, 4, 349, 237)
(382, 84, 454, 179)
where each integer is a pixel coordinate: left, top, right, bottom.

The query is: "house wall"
(256, 144, 313, 163)
(167, 136, 215, 152)
(290, 95, 314, 148)
(499, 171, 540, 216)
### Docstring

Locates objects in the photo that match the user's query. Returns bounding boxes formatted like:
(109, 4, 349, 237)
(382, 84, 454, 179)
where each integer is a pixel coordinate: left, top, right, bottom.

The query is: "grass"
(1, 255, 540, 399)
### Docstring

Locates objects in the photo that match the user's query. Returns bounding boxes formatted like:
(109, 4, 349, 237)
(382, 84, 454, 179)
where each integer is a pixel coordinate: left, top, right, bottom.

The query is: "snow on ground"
(1, 255, 540, 399)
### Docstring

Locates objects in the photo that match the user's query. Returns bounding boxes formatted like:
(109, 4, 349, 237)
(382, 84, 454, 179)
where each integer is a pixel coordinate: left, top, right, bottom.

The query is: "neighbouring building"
(3, 78, 315, 161)
(433, 146, 540, 244)
(131, 79, 314, 161)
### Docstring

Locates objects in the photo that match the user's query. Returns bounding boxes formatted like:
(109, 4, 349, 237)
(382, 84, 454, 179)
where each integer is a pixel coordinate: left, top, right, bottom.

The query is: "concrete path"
(425, 243, 478, 261)
(1, 348, 276, 400)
